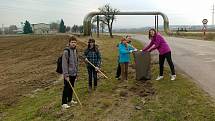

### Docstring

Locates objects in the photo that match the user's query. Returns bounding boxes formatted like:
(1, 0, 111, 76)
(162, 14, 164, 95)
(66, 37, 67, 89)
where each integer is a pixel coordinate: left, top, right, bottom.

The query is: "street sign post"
(202, 19, 208, 37)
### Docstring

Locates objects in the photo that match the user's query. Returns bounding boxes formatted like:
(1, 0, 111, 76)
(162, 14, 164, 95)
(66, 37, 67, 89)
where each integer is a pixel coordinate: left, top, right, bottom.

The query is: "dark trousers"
(116, 63, 121, 78)
(159, 52, 175, 76)
(87, 66, 97, 89)
(120, 62, 129, 81)
(62, 76, 76, 105)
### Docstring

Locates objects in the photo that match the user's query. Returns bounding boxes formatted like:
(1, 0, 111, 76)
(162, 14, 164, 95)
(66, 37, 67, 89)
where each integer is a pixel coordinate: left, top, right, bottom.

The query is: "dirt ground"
(0, 35, 156, 121)
(2, 35, 215, 121)
(0, 35, 86, 106)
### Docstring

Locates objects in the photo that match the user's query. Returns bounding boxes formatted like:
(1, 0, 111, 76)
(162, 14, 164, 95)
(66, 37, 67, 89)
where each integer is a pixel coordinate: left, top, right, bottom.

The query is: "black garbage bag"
(133, 51, 151, 80)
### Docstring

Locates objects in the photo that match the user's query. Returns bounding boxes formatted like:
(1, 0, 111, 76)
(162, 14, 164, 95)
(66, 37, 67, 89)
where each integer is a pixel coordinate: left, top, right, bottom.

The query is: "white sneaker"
(62, 104, 70, 109)
(171, 75, 176, 81)
(71, 100, 78, 104)
(156, 76, 164, 80)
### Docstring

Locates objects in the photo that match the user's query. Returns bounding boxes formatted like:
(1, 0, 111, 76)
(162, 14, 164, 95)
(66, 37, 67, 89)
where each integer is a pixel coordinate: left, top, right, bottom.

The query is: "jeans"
(120, 62, 129, 81)
(87, 66, 97, 89)
(159, 52, 175, 76)
(62, 76, 76, 105)
(116, 63, 121, 78)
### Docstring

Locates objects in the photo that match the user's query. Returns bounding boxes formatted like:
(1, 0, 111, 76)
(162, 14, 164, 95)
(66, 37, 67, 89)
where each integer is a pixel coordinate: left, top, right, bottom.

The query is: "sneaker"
(156, 76, 164, 80)
(171, 75, 176, 81)
(71, 99, 78, 104)
(94, 86, 97, 91)
(88, 88, 92, 93)
(62, 104, 70, 109)
(115, 77, 121, 80)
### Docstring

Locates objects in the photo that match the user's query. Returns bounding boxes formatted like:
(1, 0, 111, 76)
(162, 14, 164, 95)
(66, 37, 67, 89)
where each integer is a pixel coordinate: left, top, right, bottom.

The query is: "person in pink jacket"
(142, 28, 176, 80)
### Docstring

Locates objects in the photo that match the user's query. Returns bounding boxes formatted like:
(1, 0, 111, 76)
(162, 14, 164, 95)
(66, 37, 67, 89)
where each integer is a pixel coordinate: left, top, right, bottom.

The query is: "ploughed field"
(0, 35, 86, 106)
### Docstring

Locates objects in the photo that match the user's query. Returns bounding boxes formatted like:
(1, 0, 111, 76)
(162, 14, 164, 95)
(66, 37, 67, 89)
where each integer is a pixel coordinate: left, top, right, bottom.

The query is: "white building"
(32, 23, 50, 34)
(13, 28, 23, 34)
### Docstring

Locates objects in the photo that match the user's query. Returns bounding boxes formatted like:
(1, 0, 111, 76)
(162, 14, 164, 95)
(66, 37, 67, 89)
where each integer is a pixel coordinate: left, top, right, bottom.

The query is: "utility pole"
(212, 4, 214, 26)
(97, 15, 99, 37)
(2, 24, 5, 35)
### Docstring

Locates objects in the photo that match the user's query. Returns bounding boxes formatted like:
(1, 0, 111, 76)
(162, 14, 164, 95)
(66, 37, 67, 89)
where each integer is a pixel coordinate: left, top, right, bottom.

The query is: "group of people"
(61, 36, 101, 109)
(60, 28, 176, 109)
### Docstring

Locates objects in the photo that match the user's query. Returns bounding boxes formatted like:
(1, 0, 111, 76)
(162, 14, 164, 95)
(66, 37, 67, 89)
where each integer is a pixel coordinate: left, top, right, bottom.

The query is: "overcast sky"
(0, 0, 214, 28)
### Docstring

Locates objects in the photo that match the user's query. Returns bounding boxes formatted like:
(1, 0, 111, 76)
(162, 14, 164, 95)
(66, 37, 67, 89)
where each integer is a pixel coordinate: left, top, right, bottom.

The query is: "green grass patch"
(172, 32, 215, 41)
(2, 34, 215, 121)
(130, 67, 215, 121)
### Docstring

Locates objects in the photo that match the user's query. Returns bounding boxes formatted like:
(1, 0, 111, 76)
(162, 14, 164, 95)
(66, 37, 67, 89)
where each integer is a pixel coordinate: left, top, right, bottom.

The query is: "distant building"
(13, 28, 23, 34)
(31, 23, 50, 34)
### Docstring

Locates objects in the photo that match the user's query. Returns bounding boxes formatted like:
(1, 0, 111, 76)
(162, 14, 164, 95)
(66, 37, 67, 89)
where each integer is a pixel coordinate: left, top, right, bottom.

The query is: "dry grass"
(1, 34, 215, 121)
(172, 32, 215, 41)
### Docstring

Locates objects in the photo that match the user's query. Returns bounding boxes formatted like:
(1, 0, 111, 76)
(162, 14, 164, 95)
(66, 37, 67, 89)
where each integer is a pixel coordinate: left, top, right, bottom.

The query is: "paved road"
(131, 34, 215, 98)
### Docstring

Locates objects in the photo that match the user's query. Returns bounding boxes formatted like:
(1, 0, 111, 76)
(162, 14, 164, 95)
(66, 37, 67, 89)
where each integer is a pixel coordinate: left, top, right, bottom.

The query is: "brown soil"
(0, 35, 86, 106)
(0, 35, 156, 121)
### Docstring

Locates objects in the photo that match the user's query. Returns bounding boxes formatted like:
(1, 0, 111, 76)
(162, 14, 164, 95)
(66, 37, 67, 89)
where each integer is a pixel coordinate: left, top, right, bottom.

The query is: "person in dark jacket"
(84, 38, 101, 92)
(61, 36, 78, 109)
(115, 41, 122, 80)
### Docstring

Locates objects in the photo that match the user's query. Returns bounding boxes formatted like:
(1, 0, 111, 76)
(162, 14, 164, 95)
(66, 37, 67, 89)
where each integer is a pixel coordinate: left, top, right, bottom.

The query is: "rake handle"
(66, 79, 82, 107)
(85, 59, 109, 79)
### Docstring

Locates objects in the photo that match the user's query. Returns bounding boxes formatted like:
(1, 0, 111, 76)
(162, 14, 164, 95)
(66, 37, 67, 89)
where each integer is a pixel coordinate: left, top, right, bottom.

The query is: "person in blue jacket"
(115, 35, 134, 80)
(118, 38, 136, 81)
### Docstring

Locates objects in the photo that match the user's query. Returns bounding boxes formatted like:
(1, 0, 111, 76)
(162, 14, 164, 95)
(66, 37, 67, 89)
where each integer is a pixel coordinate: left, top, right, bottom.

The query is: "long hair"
(148, 28, 157, 40)
(87, 38, 98, 52)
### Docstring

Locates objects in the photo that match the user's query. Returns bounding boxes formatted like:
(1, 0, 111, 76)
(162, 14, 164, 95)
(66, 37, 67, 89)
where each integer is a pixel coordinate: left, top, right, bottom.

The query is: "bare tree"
(100, 22, 105, 33)
(91, 24, 97, 33)
(72, 25, 79, 33)
(98, 4, 119, 38)
(9, 25, 18, 34)
(92, 16, 99, 33)
(50, 22, 59, 31)
(4, 27, 10, 34)
(79, 25, 84, 33)
(66, 26, 71, 32)
(92, 16, 106, 33)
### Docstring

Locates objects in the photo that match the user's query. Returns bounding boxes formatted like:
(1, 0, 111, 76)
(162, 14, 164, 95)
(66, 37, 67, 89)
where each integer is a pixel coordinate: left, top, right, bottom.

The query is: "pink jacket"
(142, 33, 171, 55)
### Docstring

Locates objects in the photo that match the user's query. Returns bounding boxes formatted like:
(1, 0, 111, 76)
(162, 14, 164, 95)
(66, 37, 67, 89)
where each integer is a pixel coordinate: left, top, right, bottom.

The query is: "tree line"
(1, 4, 119, 38)
(0, 19, 84, 34)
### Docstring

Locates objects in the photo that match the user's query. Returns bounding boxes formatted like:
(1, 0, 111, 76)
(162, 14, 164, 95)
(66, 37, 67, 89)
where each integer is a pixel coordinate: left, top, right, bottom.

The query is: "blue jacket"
(118, 43, 134, 63)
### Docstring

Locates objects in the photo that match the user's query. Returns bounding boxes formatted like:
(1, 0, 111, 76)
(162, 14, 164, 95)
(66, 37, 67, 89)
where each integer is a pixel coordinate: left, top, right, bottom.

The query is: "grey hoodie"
(62, 47, 78, 77)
